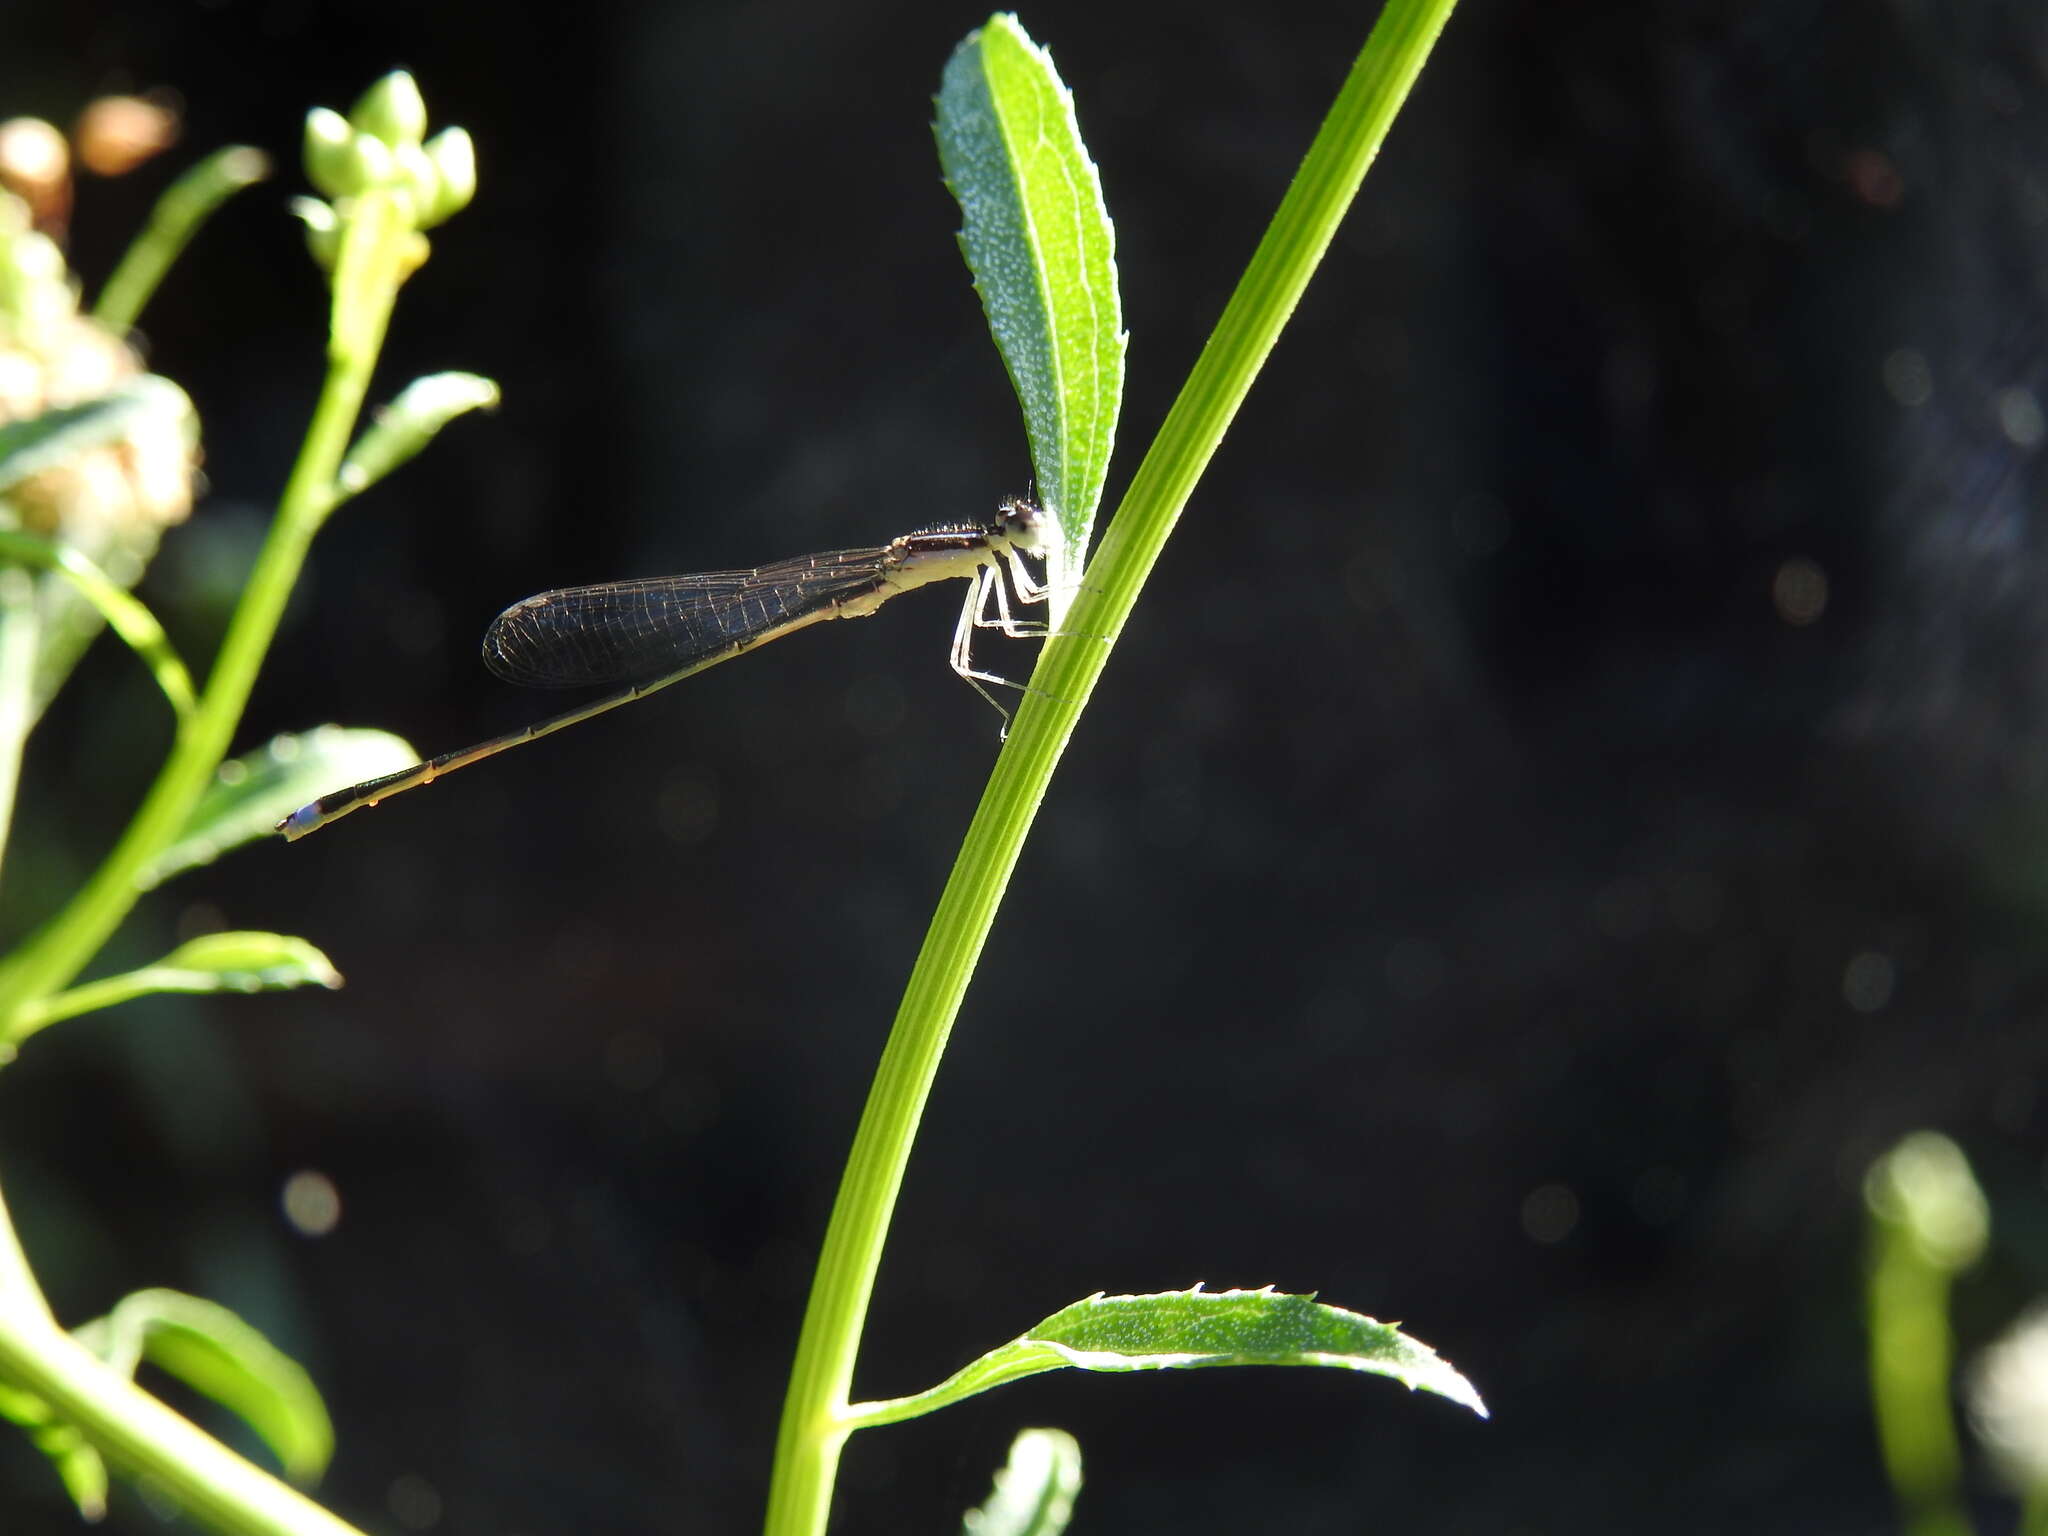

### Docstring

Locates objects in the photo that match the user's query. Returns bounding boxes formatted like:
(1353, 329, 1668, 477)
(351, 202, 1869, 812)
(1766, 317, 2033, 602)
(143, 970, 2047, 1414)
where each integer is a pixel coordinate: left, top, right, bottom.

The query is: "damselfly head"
(996, 496, 1049, 550)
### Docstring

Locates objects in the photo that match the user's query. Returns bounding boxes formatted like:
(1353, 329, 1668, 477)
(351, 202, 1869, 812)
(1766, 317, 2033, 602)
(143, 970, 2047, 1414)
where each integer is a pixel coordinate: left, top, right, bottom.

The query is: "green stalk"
(0, 186, 408, 1037)
(0, 566, 40, 885)
(93, 147, 271, 336)
(762, 4, 1458, 1532)
(0, 1186, 362, 1536)
(1865, 1133, 1984, 1536)
(1868, 1238, 1973, 1536)
(0, 189, 411, 1535)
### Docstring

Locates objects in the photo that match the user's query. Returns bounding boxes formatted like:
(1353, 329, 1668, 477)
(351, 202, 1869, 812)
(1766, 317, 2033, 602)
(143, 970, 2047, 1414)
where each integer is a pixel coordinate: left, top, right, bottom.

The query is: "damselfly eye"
(1002, 499, 1048, 548)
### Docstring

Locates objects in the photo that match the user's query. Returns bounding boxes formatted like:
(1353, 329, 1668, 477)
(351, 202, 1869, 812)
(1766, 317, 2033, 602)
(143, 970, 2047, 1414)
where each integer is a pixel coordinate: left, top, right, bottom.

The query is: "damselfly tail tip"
(275, 802, 327, 842)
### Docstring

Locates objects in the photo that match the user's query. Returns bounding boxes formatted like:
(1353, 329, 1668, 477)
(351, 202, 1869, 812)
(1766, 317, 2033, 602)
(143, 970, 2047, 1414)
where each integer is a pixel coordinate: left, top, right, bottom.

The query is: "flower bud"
(290, 196, 340, 272)
(392, 142, 438, 224)
(73, 94, 179, 177)
(1970, 1307, 2048, 1496)
(1865, 1131, 1988, 1273)
(351, 132, 395, 191)
(0, 221, 79, 343)
(8, 226, 66, 287)
(302, 107, 358, 198)
(419, 127, 474, 226)
(350, 71, 427, 149)
(397, 229, 431, 279)
(0, 119, 69, 233)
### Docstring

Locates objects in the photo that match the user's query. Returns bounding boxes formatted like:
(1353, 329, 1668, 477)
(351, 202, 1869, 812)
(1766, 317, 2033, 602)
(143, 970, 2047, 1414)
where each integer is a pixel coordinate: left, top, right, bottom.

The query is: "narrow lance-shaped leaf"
(845, 1286, 1488, 1429)
(144, 932, 344, 991)
(75, 1288, 334, 1482)
(0, 1283, 337, 1511)
(11, 931, 343, 1042)
(935, 13, 1125, 613)
(334, 370, 500, 506)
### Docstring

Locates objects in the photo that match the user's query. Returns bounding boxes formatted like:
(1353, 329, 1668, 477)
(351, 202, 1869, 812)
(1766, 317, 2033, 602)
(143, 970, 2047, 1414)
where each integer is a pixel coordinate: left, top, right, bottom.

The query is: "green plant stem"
(0, 192, 411, 1535)
(0, 567, 39, 888)
(0, 1160, 51, 1325)
(0, 1185, 361, 1536)
(1868, 1242, 1972, 1536)
(0, 188, 407, 1038)
(93, 147, 271, 336)
(761, 5, 1457, 1533)
(17, 967, 213, 1037)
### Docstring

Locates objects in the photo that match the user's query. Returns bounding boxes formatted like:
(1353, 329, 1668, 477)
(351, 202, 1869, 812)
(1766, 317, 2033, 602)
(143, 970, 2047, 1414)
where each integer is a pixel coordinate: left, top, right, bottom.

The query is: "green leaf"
(13, 930, 342, 1039)
(962, 1427, 1082, 1536)
(935, 13, 1125, 601)
(0, 1379, 110, 1519)
(846, 1286, 1487, 1429)
(334, 371, 499, 504)
(0, 527, 196, 719)
(76, 1288, 333, 1482)
(141, 726, 418, 888)
(147, 931, 344, 992)
(0, 375, 198, 497)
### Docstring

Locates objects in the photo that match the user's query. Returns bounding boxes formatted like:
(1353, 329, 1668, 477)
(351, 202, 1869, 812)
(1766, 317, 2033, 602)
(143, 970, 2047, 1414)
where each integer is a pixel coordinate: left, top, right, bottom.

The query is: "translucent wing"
(481, 544, 897, 688)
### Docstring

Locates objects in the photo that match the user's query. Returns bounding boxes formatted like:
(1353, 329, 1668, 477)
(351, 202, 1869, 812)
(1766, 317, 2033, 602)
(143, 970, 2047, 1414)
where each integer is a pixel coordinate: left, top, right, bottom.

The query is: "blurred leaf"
(935, 13, 1124, 606)
(141, 726, 417, 887)
(76, 1288, 333, 1482)
(0, 375, 196, 496)
(0, 1379, 109, 1519)
(16, 931, 341, 1039)
(848, 1285, 1487, 1428)
(334, 371, 498, 505)
(962, 1427, 1082, 1536)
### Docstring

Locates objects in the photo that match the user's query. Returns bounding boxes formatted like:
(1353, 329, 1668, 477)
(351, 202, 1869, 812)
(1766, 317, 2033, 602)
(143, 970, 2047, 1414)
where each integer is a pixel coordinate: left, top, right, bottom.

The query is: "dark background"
(2, 0, 2045, 1531)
